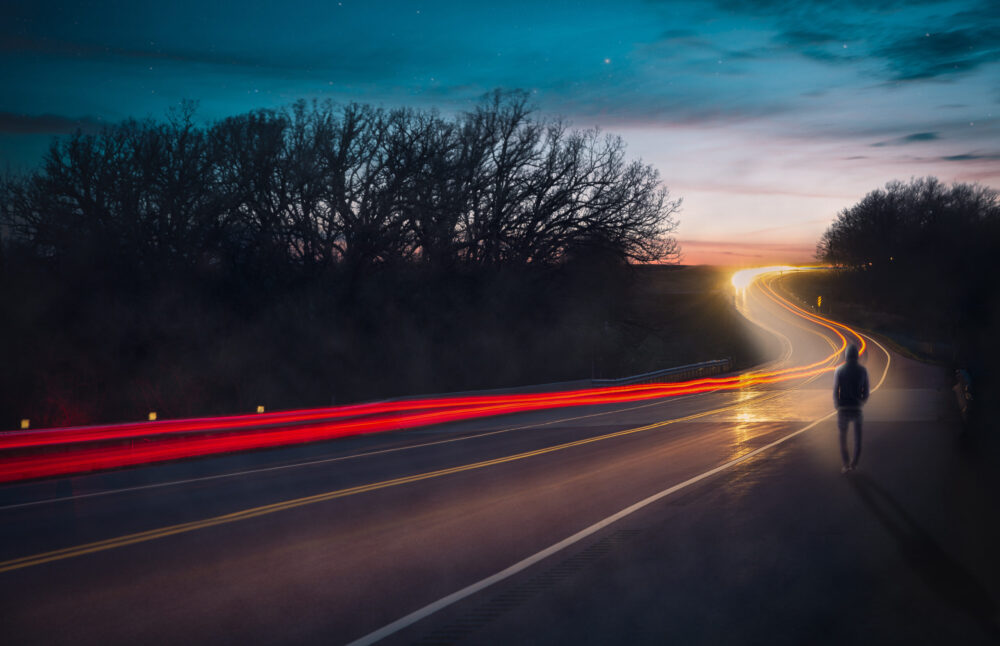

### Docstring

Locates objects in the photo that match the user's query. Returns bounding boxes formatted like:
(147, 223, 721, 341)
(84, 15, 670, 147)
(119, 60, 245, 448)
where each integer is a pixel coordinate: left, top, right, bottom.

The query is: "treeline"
(815, 177, 1000, 408)
(1, 91, 678, 277)
(0, 93, 683, 427)
(818, 177, 999, 278)
(817, 177, 999, 336)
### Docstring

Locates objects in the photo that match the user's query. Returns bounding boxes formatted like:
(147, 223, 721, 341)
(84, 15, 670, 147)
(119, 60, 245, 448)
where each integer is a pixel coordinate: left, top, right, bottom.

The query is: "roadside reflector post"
(817, 295, 822, 309)
(20, 419, 29, 430)
(257, 405, 265, 413)
(148, 412, 157, 421)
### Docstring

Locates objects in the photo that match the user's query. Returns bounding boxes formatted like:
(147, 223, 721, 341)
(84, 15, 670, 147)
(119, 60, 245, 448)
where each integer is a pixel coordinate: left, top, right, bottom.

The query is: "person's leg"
(851, 411, 863, 468)
(837, 410, 850, 468)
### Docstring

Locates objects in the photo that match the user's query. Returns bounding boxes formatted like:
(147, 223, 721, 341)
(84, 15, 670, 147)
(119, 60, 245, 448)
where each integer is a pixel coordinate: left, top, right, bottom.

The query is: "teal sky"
(2, 0, 998, 263)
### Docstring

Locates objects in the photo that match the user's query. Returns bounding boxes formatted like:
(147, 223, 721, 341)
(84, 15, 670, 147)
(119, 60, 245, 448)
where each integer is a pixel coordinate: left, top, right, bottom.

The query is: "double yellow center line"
(0, 387, 800, 574)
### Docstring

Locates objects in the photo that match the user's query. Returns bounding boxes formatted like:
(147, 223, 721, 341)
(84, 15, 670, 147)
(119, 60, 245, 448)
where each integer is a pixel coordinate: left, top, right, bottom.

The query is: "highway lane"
(0, 269, 913, 645)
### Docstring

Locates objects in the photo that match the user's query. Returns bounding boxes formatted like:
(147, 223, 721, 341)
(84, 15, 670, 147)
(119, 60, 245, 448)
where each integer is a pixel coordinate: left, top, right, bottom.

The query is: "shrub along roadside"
(0, 261, 766, 429)
(0, 92, 688, 428)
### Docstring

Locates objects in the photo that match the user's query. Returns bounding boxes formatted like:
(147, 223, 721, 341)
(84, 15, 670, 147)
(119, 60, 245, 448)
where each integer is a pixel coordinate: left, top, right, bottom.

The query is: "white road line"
(346, 313, 893, 646)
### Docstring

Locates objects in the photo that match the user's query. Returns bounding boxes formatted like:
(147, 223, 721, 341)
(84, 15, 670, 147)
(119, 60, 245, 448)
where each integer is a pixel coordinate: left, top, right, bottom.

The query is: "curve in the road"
(0, 271, 865, 484)
(347, 332, 891, 646)
(0, 269, 883, 580)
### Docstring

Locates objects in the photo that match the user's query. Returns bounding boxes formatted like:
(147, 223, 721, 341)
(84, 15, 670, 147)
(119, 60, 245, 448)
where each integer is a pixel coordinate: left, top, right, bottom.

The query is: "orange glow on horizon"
(678, 240, 816, 267)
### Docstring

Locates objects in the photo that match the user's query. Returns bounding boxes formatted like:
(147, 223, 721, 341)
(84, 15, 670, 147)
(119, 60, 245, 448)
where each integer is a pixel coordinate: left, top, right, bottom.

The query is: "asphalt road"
(2, 271, 998, 645)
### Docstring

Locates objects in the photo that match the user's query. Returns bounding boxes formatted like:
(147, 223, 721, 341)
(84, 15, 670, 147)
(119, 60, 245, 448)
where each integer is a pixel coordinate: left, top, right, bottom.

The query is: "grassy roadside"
(597, 265, 775, 379)
(0, 264, 770, 430)
(780, 269, 1000, 466)
(779, 269, 956, 365)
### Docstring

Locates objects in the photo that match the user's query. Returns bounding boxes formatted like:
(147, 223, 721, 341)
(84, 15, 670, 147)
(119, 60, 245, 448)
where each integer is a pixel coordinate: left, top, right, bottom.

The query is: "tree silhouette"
(3, 91, 679, 275)
(816, 176, 1000, 379)
(0, 91, 686, 427)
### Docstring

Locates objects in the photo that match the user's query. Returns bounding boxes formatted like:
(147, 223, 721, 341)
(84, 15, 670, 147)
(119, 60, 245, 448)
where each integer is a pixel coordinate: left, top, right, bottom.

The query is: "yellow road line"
(1, 276, 851, 575)
(0, 388, 796, 574)
(0, 386, 742, 513)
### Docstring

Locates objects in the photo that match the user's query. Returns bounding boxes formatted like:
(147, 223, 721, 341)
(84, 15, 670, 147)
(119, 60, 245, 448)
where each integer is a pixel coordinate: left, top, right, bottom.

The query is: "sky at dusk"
(2, 0, 998, 265)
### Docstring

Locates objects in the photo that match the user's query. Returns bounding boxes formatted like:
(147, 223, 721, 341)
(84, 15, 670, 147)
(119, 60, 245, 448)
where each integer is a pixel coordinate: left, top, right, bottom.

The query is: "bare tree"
(2, 91, 683, 274)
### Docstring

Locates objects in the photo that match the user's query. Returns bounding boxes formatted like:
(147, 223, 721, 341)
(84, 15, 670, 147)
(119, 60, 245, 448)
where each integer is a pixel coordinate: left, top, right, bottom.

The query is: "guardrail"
(591, 358, 733, 387)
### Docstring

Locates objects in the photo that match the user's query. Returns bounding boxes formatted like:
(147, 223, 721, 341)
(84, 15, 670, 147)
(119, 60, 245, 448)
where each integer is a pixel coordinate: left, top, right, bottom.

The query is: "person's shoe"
(841, 466, 851, 474)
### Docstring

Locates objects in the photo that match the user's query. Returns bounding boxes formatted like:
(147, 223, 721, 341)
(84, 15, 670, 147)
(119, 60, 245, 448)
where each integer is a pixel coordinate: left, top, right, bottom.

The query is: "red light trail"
(0, 270, 866, 483)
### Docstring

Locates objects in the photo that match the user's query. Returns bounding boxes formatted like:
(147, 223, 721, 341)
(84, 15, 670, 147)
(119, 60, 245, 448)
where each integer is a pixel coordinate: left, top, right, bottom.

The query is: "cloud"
(871, 132, 941, 146)
(0, 112, 104, 134)
(875, 27, 1000, 81)
(940, 152, 1000, 161)
(0, 34, 413, 82)
(777, 30, 840, 47)
(901, 132, 940, 142)
(708, 0, 1000, 82)
(803, 114, 998, 149)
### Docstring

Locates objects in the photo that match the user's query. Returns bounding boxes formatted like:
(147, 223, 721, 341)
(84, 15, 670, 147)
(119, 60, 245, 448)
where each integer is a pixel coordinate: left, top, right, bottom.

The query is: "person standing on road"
(834, 344, 869, 474)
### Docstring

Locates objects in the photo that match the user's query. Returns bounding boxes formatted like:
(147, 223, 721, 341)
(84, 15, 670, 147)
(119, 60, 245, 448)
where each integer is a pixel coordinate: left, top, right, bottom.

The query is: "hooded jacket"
(834, 347, 869, 409)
